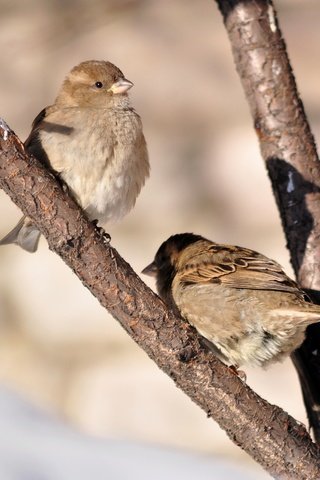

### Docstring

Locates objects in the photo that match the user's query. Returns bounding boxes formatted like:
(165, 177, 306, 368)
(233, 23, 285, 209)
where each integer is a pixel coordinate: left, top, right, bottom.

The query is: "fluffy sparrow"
(0, 60, 149, 252)
(143, 233, 320, 368)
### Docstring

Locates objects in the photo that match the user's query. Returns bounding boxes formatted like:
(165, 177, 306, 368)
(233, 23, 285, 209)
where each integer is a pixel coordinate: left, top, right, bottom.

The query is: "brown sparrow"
(0, 60, 149, 252)
(142, 233, 320, 368)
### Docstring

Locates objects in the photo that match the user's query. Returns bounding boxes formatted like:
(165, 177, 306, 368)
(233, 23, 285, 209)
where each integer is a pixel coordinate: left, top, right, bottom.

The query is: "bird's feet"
(228, 364, 247, 382)
(55, 173, 71, 195)
(92, 220, 111, 244)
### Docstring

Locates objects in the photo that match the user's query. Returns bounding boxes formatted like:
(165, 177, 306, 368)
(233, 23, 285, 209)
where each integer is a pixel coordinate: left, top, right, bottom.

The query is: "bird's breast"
(39, 107, 149, 224)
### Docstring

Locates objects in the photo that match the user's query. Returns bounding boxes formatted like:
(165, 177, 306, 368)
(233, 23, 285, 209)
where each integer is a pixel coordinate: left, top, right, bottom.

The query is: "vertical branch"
(215, 0, 320, 440)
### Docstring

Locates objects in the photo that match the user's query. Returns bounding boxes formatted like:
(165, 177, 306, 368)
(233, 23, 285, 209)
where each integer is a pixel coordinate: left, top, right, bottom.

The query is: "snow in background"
(0, 386, 268, 480)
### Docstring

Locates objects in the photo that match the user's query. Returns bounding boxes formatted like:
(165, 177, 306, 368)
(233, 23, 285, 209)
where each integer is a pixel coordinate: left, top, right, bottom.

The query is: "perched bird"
(142, 233, 320, 368)
(0, 60, 149, 252)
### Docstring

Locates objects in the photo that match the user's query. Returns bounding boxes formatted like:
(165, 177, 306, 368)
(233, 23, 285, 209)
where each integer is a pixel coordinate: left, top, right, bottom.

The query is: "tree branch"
(215, 0, 320, 441)
(0, 120, 320, 478)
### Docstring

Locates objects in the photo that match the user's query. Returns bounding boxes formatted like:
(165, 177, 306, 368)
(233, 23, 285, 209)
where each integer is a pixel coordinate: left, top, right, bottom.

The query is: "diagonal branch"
(215, 0, 320, 440)
(0, 120, 320, 478)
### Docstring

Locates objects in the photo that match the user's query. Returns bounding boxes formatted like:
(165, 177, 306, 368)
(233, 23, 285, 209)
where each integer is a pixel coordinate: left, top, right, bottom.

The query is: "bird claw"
(93, 221, 111, 244)
(62, 182, 70, 194)
(54, 172, 70, 194)
(102, 231, 111, 244)
(0, 118, 11, 141)
(228, 364, 247, 382)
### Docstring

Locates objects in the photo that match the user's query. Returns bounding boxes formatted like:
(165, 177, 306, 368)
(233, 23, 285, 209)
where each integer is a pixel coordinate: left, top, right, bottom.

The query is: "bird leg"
(228, 364, 247, 382)
(92, 219, 111, 244)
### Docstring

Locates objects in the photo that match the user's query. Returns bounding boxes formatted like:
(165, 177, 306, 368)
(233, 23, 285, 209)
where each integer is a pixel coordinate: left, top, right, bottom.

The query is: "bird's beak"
(108, 78, 134, 94)
(142, 261, 158, 277)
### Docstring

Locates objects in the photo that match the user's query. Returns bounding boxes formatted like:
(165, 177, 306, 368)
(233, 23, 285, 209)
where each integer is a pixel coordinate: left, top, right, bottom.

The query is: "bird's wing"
(179, 244, 299, 294)
(24, 108, 52, 168)
(24, 108, 47, 149)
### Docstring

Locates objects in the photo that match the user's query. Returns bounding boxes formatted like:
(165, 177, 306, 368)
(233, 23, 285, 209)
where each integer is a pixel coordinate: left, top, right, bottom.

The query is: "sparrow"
(142, 233, 320, 368)
(0, 60, 149, 252)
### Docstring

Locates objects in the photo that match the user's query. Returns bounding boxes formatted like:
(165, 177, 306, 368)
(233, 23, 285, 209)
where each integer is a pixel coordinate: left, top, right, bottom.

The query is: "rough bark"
(1, 119, 320, 478)
(215, 0, 320, 441)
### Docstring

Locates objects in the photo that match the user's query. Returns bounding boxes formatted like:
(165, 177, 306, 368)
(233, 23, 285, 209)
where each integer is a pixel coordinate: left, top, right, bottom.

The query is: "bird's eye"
(95, 81, 103, 88)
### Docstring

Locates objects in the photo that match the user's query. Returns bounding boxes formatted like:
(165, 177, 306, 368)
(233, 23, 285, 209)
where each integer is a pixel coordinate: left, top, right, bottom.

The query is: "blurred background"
(0, 0, 319, 478)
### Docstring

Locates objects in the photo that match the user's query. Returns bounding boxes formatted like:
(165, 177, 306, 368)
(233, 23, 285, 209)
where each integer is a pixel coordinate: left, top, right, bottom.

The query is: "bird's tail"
(271, 307, 320, 327)
(0, 216, 41, 253)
